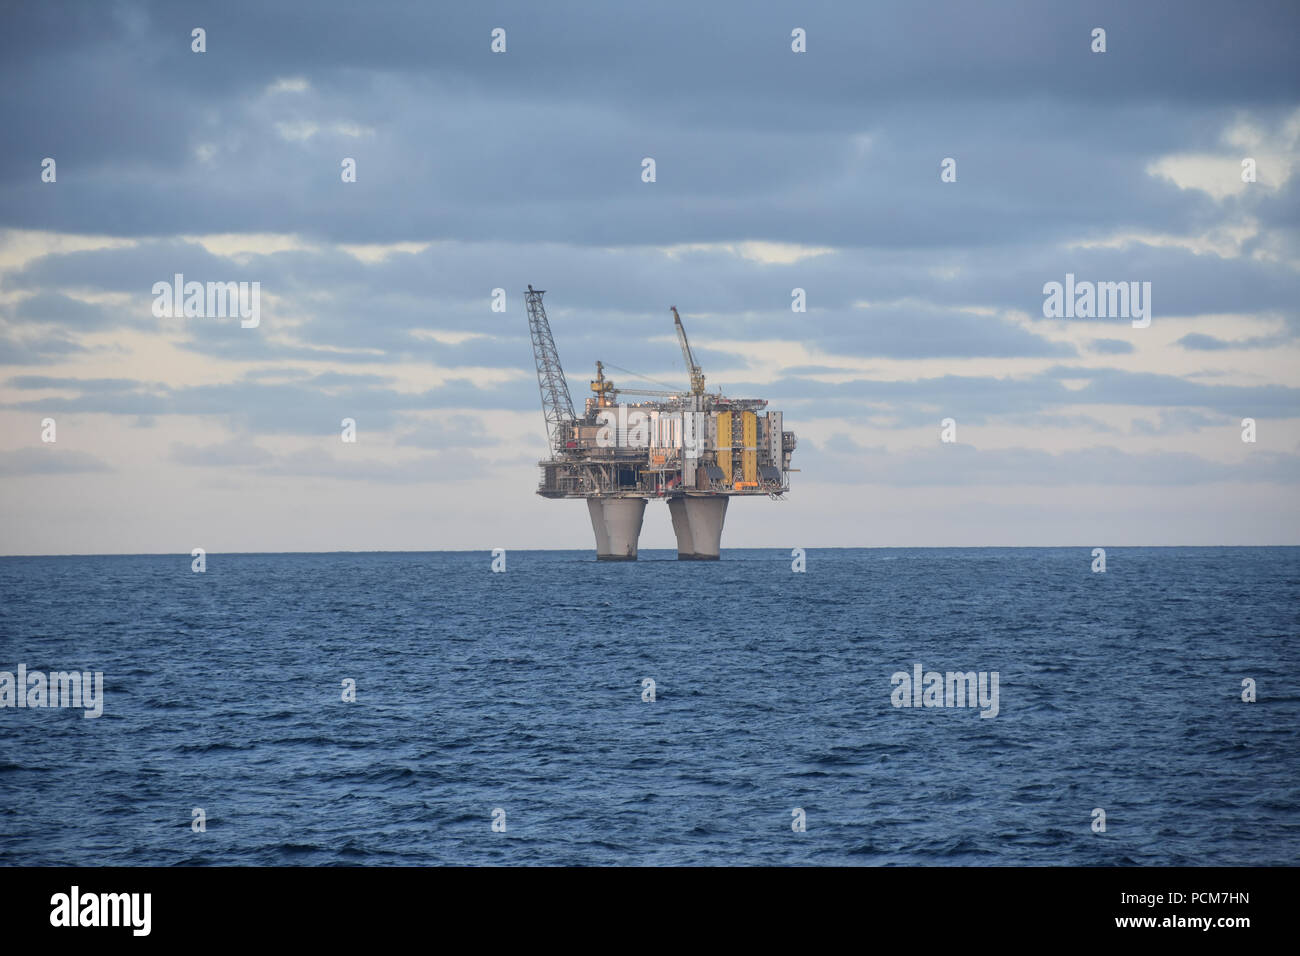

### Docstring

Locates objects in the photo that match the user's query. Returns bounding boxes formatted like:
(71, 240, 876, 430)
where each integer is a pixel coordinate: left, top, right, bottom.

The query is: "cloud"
(395, 414, 503, 449)
(797, 441, 1300, 486)
(1130, 409, 1230, 435)
(1, 1, 1297, 254)
(9, 292, 116, 328)
(1175, 332, 1286, 351)
(0, 329, 88, 365)
(1088, 338, 1135, 355)
(1146, 110, 1300, 199)
(0, 0, 1297, 550)
(170, 439, 274, 467)
(2, 374, 544, 433)
(256, 447, 489, 483)
(747, 367, 1300, 424)
(0, 447, 110, 475)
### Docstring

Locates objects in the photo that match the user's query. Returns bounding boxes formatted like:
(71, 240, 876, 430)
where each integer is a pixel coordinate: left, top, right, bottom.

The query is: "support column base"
(588, 497, 647, 561)
(669, 495, 728, 561)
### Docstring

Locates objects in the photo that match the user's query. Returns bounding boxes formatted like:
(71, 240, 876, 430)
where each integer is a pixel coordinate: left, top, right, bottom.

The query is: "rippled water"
(1, 548, 1296, 865)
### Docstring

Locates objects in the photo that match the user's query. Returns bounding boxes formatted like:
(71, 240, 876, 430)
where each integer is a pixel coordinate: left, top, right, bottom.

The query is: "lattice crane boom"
(525, 285, 575, 452)
(670, 305, 706, 396)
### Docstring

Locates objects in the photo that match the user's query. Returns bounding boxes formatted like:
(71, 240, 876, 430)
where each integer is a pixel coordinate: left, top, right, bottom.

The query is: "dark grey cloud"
(0, 330, 88, 365)
(0, 447, 110, 475)
(0, 1, 1296, 552)
(8, 233, 1296, 378)
(1130, 409, 1231, 436)
(1176, 332, 1287, 351)
(6, 241, 235, 296)
(1089, 338, 1135, 355)
(735, 366, 1300, 424)
(0, 2, 1295, 481)
(395, 414, 507, 450)
(1178, 333, 1233, 351)
(0, 0, 1296, 253)
(9, 292, 116, 328)
(1003, 412, 1121, 435)
(2, 373, 544, 434)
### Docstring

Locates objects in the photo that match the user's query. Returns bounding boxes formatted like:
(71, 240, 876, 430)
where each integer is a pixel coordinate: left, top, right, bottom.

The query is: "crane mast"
(525, 285, 575, 452)
(670, 306, 707, 396)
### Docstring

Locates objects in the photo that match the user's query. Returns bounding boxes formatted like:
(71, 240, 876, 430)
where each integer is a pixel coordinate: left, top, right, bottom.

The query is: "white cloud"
(339, 241, 430, 263)
(1146, 109, 1300, 199)
(658, 241, 836, 265)
(1068, 219, 1260, 258)
(266, 77, 311, 94)
(274, 120, 320, 142)
(0, 229, 136, 272)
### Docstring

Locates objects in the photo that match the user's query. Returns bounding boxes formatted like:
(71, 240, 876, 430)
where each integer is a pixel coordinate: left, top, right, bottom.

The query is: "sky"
(0, 0, 1298, 554)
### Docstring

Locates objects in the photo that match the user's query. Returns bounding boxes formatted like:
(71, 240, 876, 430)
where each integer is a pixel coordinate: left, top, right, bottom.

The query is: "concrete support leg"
(587, 498, 611, 557)
(668, 497, 695, 559)
(590, 497, 646, 561)
(675, 495, 727, 560)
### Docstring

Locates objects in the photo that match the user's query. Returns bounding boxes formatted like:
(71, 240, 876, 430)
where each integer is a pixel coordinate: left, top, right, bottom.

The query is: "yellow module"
(716, 411, 732, 483)
(742, 411, 757, 484)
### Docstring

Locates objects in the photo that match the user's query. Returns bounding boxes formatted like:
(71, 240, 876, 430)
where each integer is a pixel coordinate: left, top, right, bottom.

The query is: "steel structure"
(671, 305, 707, 396)
(526, 287, 797, 561)
(525, 285, 575, 451)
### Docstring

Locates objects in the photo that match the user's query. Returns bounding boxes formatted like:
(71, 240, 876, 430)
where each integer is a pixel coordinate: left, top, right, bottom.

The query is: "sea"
(1, 547, 1296, 866)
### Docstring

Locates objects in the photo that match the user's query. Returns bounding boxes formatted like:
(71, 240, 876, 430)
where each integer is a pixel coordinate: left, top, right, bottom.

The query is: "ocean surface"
(0, 547, 1296, 866)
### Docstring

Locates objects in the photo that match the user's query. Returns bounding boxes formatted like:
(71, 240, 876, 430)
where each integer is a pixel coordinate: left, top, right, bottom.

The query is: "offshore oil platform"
(525, 286, 797, 560)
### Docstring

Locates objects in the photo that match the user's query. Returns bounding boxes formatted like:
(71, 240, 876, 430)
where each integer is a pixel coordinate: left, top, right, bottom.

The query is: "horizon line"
(2, 544, 1298, 558)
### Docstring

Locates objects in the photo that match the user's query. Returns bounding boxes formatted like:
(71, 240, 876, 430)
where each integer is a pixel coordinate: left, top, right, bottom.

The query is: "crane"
(615, 387, 687, 398)
(670, 306, 706, 396)
(590, 361, 684, 404)
(525, 285, 575, 452)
